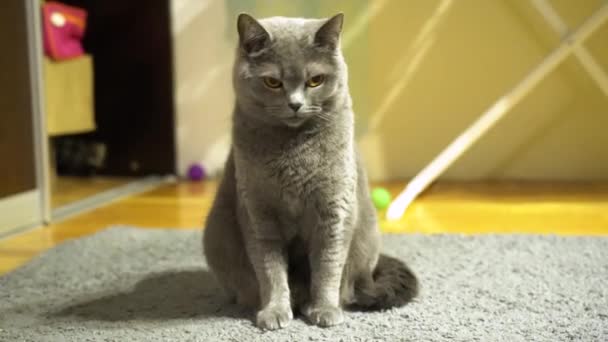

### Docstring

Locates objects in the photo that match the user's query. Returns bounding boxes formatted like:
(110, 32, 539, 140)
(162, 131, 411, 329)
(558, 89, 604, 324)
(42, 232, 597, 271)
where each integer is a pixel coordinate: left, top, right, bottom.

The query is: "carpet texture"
(1, 227, 607, 341)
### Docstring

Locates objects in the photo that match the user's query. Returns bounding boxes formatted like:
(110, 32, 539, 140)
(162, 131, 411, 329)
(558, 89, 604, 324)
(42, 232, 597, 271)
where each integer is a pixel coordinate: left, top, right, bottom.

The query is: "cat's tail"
(353, 254, 418, 310)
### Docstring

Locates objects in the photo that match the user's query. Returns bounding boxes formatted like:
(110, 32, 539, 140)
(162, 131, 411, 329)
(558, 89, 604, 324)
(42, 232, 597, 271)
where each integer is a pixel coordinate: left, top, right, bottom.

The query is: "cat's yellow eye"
(306, 75, 325, 88)
(263, 77, 282, 89)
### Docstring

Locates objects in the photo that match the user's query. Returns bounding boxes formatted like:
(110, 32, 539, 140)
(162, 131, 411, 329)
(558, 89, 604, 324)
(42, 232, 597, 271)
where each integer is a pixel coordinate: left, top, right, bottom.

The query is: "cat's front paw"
(256, 304, 293, 330)
(303, 304, 344, 327)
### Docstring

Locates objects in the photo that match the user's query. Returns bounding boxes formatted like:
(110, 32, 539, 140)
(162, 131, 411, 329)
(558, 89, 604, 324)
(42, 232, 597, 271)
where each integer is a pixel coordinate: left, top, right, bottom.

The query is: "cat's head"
(233, 13, 347, 128)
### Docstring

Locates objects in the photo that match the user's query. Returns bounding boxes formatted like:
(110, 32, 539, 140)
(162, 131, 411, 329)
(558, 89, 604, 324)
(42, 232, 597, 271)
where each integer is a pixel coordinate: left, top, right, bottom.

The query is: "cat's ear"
(237, 13, 270, 55)
(314, 13, 344, 50)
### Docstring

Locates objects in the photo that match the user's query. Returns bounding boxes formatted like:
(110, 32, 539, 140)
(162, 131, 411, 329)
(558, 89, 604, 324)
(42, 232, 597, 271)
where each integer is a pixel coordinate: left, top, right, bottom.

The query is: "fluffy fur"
(203, 13, 418, 330)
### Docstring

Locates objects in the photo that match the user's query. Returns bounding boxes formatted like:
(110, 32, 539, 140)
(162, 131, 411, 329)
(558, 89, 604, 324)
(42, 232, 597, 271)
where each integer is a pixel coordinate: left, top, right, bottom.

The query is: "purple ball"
(187, 163, 206, 181)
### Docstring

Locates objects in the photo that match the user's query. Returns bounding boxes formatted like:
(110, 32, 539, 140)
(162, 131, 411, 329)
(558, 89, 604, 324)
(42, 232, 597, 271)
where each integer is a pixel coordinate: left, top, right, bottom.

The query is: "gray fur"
(203, 13, 418, 330)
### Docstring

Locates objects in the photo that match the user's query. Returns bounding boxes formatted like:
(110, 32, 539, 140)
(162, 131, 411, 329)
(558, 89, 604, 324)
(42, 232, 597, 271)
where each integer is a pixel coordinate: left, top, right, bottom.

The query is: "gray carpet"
(1, 227, 607, 341)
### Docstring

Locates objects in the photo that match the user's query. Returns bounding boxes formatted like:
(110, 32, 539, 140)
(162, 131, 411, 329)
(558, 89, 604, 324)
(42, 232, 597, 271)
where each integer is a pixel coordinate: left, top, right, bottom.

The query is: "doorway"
(41, 0, 176, 219)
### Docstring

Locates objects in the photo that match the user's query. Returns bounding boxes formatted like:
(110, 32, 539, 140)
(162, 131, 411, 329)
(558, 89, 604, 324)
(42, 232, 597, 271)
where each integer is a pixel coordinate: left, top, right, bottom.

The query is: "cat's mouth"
(283, 116, 308, 128)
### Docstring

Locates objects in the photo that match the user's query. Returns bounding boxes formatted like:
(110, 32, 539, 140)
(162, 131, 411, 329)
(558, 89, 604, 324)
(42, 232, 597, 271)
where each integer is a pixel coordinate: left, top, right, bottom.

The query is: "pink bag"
(42, 2, 87, 61)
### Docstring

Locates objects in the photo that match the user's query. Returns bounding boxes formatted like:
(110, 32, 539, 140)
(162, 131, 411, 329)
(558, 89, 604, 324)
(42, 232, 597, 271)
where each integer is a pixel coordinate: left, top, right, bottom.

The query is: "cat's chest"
(269, 142, 325, 191)
(268, 142, 326, 216)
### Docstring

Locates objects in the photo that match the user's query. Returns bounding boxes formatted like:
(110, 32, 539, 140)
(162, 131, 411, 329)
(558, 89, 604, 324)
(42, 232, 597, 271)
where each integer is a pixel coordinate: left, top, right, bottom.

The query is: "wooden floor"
(51, 176, 135, 209)
(1, 180, 607, 274)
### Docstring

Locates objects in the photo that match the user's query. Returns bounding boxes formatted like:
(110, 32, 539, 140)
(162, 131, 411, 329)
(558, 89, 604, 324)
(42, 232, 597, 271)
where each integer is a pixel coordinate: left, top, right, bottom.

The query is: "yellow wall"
(172, 0, 608, 181)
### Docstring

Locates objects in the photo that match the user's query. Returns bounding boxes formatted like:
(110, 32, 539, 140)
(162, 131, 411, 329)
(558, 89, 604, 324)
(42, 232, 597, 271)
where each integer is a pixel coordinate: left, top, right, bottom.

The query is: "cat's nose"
(288, 102, 302, 112)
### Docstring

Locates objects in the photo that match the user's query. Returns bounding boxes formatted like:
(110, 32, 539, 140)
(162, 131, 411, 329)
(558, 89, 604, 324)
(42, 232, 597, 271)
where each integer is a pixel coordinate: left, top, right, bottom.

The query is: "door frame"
(27, 0, 52, 223)
(0, 0, 50, 236)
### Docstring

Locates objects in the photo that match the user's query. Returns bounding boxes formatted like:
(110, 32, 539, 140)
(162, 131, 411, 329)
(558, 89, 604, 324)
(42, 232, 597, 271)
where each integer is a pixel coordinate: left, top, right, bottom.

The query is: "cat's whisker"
(315, 113, 332, 123)
(300, 110, 321, 115)
(264, 105, 284, 110)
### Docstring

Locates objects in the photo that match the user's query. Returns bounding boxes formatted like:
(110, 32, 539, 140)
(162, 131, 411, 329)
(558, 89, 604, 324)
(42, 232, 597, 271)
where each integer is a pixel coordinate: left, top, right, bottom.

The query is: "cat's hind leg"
(203, 160, 259, 309)
(203, 200, 259, 309)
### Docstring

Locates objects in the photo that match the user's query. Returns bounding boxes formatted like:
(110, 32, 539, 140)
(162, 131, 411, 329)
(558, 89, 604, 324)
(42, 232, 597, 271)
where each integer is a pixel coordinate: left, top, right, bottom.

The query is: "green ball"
(371, 187, 392, 210)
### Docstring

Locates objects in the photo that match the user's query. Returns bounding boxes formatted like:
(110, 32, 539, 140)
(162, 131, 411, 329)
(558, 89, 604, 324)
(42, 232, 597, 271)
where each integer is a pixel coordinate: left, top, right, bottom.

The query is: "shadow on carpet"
(54, 270, 247, 322)
(1, 226, 607, 341)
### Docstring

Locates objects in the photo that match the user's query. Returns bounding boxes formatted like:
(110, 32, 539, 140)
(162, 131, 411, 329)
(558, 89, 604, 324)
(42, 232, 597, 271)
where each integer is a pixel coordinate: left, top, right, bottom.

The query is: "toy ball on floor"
(187, 163, 206, 181)
(371, 187, 392, 210)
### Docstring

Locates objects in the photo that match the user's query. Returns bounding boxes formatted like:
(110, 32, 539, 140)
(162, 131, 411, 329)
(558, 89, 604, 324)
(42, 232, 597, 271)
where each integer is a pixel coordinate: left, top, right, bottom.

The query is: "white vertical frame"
(26, 0, 51, 223)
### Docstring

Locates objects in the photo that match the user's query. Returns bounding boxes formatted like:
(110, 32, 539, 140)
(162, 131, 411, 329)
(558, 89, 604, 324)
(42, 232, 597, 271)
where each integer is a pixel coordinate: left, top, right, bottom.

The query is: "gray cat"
(203, 13, 418, 330)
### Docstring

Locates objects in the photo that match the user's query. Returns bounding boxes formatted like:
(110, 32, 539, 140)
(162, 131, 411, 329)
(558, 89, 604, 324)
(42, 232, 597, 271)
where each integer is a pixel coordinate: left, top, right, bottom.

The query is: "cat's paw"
(256, 304, 293, 330)
(303, 304, 344, 327)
